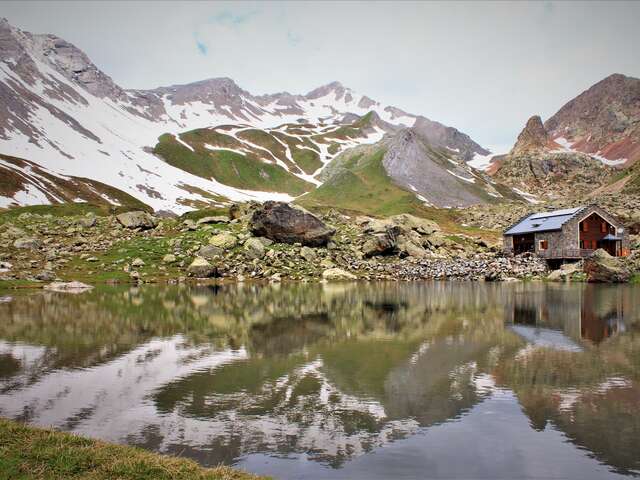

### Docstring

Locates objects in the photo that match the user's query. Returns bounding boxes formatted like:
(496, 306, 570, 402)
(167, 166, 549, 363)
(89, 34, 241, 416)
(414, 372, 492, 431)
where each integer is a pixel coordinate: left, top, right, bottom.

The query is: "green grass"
(631, 273, 640, 284)
(180, 207, 230, 222)
(0, 417, 264, 480)
(0, 202, 150, 225)
(154, 133, 312, 196)
(297, 148, 431, 217)
(291, 147, 322, 174)
(0, 279, 42, 290)
(296, 147, 499, 237)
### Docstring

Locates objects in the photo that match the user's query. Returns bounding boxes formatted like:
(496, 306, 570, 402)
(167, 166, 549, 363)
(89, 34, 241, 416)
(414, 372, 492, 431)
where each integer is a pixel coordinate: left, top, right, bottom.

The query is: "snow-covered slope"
(0, 18, 490, 212)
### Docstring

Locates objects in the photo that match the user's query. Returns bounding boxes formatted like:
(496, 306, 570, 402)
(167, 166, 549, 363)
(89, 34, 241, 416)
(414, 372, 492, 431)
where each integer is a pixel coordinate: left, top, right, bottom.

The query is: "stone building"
(503, 205, 629, 261)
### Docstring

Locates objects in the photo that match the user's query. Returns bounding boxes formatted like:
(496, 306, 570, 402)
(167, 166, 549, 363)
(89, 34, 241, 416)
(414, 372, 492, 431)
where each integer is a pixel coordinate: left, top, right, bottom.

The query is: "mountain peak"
(543, 72, 640, 165)
(511, 115, 549, 156)
(305, 81, 350, 100)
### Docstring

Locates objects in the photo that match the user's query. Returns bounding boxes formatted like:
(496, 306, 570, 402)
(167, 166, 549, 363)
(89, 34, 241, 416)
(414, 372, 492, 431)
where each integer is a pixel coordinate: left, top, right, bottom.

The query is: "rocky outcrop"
(510, 116, 550, 156)
(381, 129, 503, 207)
(358, 214, 441, 259)
(411, 116, 490, 162)
(116, 211, 158, 230)
(249, 202, 335, 247)
(583, 249, 631, 283)
(545, 73, 640, 166)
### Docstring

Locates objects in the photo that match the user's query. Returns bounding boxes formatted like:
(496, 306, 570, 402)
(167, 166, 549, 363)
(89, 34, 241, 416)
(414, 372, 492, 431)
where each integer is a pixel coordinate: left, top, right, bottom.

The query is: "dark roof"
(504, 207, 585, 235)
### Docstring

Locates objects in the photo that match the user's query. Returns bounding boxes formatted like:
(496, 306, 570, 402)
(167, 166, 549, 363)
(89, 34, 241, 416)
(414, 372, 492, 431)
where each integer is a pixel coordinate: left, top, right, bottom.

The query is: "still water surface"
(0, 282, 639, 479)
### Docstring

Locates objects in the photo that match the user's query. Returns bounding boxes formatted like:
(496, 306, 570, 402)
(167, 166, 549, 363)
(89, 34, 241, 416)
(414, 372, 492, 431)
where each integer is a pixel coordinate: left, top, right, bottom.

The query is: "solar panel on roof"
(504, 206, 585, 235)
(529, 207, 583, 220)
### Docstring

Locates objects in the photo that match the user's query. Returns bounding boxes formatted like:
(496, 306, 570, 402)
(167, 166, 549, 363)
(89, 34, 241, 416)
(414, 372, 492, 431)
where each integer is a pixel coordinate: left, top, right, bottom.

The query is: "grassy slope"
(295, 148, 461, 230)
(153, 133, 312, 196)
(297, 149, 417, 216)
(0, 418, 264, 480)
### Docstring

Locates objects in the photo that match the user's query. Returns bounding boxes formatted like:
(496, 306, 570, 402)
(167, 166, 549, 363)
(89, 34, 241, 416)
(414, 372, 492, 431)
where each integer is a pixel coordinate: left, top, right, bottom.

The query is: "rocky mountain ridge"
(488, 73, 640, 199)
(0, 17, 492, 212)
(544, 73, 640, 167)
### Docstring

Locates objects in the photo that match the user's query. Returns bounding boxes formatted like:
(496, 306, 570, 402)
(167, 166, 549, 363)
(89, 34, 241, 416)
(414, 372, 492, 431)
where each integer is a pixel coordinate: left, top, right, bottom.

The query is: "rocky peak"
(544, 73, 640, 165)
(510, 115, 549, 156)
(411, 116, 490, 161)
(149, 77, 252, 107)
(305, 81, 348, 100)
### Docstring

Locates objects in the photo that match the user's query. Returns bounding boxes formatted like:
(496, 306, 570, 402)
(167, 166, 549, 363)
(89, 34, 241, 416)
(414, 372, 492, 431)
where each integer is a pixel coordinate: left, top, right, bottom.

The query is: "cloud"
(287, 30, 301, 47)
(211, 9, 258, 26)
(196, 40, 207, 55)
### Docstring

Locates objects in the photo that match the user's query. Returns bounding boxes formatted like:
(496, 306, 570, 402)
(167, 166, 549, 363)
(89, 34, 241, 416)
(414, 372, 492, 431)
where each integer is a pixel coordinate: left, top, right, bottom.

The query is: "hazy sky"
(3, 1, 639, 152)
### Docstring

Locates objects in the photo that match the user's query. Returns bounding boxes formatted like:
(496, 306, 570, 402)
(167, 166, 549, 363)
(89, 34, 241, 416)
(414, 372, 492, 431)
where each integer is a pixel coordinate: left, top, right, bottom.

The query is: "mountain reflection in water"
(0, 282, 638, 479)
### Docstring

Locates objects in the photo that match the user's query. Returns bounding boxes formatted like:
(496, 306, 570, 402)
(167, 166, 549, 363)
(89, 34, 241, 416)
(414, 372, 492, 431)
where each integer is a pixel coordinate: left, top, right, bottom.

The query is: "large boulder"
(116, 211, 158, 230)
(249, 202, 334, 247)
(362, 230, 398, 257)
(583, 249, 631, 283)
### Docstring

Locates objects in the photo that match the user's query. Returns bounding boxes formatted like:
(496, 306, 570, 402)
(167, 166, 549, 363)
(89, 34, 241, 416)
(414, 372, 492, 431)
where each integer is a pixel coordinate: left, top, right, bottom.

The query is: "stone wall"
(534, 230, 565, 254)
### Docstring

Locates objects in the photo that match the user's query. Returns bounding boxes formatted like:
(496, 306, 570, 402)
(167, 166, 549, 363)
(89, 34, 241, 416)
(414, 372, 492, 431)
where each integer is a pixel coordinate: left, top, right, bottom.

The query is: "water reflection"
(0, 282, 638, 478)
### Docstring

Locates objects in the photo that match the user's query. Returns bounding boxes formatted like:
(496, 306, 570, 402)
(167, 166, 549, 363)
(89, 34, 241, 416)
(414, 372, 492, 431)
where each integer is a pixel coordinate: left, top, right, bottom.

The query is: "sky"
(3, 1, 640, 153)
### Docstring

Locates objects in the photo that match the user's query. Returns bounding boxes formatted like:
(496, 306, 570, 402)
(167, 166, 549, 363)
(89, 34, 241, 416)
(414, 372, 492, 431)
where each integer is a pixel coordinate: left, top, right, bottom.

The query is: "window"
(539, 240, 548, 250)
(582, 222, 589, 232)
(601, 222, 607, 233)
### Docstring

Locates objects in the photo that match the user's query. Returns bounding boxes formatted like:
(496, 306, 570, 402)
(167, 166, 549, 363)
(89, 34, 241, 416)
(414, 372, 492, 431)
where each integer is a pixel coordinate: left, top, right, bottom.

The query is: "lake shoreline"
(0, 417, 265, 480)
(1, 203, 638, 288)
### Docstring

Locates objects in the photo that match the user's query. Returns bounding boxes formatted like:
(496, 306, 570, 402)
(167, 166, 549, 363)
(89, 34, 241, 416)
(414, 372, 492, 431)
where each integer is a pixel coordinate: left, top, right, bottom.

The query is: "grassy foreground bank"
(0, 418, 266, 480)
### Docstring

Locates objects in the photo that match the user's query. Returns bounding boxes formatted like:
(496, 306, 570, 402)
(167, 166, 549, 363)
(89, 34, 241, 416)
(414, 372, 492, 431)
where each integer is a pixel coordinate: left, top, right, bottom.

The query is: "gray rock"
(322, 268, 357, 281)
(131, 257, 145, 267)
(187, 257, 217, 278)
(583, 249, 631, 283)
(78, 215, 96, 228)
(300, 246, 317, 262)
(162, 254, 177, 263)
(183, 219, 197, 230)
(13, 237, 42, 249)
(244, 237, 265, 259)
(198, 245, 224, 260)
(35, 270, 56, 282)
(362, 230, 398, 257)
(44, 281, 93, 293)
(116, 211, 158, 230)
(209, 232, 238, 250)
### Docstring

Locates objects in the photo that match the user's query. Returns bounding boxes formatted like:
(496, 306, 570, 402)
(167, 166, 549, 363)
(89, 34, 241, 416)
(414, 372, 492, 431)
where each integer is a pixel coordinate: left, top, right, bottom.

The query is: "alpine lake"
(0, 281, 638, 479)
